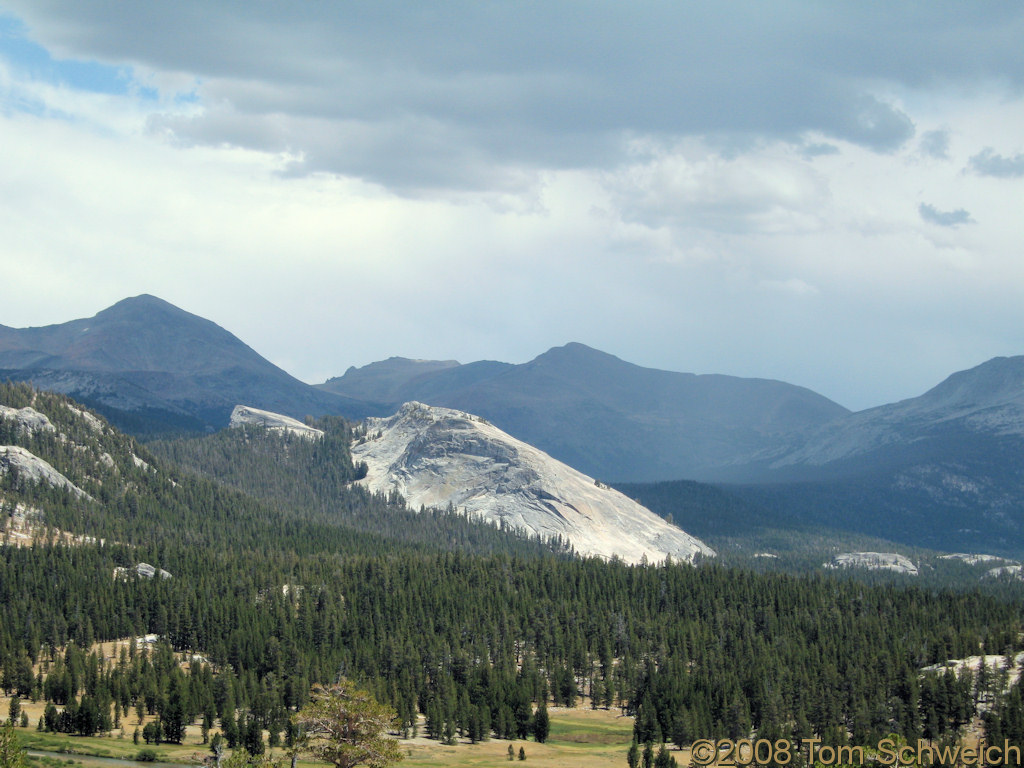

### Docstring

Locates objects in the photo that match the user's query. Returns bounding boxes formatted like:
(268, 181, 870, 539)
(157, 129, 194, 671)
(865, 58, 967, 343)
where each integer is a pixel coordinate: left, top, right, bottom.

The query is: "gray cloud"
(918, 203, 974, 227)
(8, 1, 1021, 191)
(919, 130, 950, 159)
(801, 142, 840, 158)
(969, 148, 1024, 178)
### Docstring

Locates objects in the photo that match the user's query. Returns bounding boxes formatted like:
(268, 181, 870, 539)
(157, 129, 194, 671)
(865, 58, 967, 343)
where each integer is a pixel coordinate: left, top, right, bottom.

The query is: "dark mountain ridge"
(321, 341, 851, 482)
(0, 295, 373, 434)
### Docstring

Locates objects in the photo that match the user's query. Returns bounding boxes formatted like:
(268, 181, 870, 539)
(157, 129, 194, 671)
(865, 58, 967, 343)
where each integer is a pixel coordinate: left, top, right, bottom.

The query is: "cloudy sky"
(1, 2, 1022, 410)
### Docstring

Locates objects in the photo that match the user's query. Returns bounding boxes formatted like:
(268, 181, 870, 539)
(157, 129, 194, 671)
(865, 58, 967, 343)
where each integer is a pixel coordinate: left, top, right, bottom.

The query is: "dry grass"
(2, 694, 655, 768)
(398, 706, 645, 768)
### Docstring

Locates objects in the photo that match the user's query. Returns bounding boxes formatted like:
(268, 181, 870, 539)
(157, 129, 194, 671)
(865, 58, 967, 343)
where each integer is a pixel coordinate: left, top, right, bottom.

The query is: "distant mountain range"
(322, 343, 850, 482)
(734, 355, 1024, 551)
(3, 295, 1024, 553)
(0, 295, 370, 434)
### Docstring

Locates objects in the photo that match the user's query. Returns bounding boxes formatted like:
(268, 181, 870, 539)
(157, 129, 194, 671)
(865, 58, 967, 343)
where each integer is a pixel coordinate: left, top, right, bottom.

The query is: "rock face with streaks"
(0, 445, 90, 499)
(0, 405, 56, 435)
(826, 552, 918, 575)
(352, 402, 714, 564)
(230, 405, 324, 440)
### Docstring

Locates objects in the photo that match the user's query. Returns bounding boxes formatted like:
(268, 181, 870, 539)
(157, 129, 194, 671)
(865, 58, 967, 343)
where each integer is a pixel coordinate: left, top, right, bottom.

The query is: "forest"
(4, 381, 1024, 762)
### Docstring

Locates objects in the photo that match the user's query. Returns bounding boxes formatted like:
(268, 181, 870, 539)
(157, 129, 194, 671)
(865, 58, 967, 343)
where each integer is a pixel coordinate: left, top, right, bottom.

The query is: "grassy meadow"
(4, 694, 669, 768)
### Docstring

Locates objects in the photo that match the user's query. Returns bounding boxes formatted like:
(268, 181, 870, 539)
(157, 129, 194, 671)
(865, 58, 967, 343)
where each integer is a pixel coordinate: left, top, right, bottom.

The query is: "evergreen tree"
(7, 697, 20, 726)
(0, 724, 27, 768)
(627, 740, 640, 768)
(533, 702, 549, 743)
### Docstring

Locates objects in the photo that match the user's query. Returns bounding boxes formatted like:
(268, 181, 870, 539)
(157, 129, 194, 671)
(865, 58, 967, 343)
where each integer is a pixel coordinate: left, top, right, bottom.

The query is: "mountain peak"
(95, 294, 211, 326)
(529, 343, 637, 378)
(321, 357, 463, 402)
(0, 296, 368, 433)
(921, 355, 1024, 409)
(109, 293, 174, 309)
(536, 342, 619, 362)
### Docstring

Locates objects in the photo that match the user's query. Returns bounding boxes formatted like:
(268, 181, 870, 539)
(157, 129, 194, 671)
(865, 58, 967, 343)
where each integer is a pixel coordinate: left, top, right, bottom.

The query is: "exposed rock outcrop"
(0, 405, 56, 435)
(114, 562, 172, 580)
(825, 551, 918, 575)
(0, 445, 90, 499)
(353, 402, 714, 564)
(230, 405, 324, 440)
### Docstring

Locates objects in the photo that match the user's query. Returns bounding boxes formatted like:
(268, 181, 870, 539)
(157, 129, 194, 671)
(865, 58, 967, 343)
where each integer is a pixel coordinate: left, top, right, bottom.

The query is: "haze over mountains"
(3, 295, 1024, 554)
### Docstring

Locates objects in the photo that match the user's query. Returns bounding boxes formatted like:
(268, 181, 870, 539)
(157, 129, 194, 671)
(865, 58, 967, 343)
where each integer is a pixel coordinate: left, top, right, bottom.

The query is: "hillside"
(0, 295, 372, 435)
(5, 382, 1024, 763)
(708, 356, 1024, 554)
(5, 294, 1024, 562)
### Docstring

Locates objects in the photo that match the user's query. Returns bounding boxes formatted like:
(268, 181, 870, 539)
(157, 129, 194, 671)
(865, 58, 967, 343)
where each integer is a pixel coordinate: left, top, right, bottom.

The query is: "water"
(27, 749, 194, 768)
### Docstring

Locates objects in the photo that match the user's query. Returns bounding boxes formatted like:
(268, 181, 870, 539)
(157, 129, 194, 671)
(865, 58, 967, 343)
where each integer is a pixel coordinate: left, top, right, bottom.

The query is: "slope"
(693, 356, 1024, 554)
(352, 401, 714, 564)
(0, 295, 372, 435)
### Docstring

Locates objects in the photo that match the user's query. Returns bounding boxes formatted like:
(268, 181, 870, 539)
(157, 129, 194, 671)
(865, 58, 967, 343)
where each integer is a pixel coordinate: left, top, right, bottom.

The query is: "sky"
(1, 2, 1023, 411)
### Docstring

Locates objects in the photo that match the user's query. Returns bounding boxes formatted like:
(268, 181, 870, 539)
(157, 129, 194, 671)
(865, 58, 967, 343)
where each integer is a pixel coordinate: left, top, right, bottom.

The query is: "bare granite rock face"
(353, 402, 714, 564)
(939, 553, 1014, 566)
(114, 562, 172, 580)
(0, 445, 90, 499)
(825, 551, 918, 575)
(985, 565, 1024, 580)
(230, 405, 324, 440)
(0, 405, 56, 435)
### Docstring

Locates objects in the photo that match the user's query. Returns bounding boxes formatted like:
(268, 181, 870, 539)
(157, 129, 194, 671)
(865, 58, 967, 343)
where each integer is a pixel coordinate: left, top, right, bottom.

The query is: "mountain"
(352, 401, 714, 564)
(765, 355, 1024, 474)
(331, 348, 1024, 553)
(711, 355, 1024, 553)
(0, 295, 372, 435)
(7, 295, 1023, 554)
(324, 342, 850, 483)
(321, 357, 463, 403)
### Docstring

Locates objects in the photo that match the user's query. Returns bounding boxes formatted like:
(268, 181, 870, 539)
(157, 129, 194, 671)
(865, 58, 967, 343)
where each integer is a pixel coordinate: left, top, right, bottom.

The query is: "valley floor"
(4, 695, 647, 768)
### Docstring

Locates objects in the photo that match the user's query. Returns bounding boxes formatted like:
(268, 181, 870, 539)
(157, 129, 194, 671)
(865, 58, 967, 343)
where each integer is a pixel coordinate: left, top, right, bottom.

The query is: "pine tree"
(533, 703, 549, 743)
(0, 724, 28, 768)
(627, 740, 640, 768)
(8, 697, 20, 726)
(294, 680, 403, 768)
